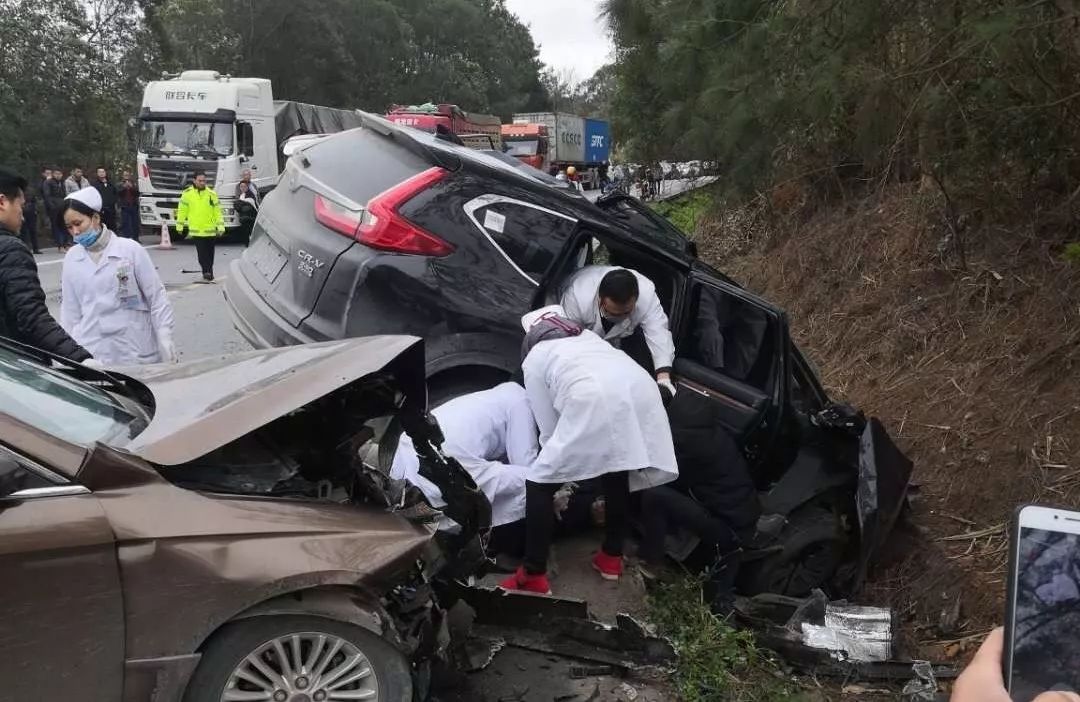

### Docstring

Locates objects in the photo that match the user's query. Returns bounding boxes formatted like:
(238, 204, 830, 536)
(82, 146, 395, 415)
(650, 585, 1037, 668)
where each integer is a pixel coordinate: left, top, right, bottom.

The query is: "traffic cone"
(159, 221, 175, 250)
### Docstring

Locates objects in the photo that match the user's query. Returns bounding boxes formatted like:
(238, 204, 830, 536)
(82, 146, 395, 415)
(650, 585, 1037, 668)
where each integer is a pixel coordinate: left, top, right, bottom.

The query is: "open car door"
(672, 267, 790, 453)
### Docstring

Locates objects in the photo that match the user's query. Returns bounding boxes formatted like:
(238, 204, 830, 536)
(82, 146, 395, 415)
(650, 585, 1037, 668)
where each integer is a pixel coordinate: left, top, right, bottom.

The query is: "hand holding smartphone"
(1004, 505, 1080, 701)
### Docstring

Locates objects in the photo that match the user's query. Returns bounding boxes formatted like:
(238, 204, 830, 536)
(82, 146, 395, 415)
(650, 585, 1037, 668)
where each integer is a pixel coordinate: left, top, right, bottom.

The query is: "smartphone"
(1005, 504, 1080, 700)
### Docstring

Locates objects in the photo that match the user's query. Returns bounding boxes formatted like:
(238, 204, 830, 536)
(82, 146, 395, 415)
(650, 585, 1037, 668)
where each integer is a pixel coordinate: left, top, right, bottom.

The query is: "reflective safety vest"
(176, 186, 224, 237)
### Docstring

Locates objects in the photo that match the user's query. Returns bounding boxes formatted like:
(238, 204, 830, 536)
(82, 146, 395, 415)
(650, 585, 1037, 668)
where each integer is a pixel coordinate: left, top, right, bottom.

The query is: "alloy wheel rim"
(221, 631, 380, 701)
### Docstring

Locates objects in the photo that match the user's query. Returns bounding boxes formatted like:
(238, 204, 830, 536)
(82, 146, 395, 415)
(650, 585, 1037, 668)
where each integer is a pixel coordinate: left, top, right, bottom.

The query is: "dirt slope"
(698, 182, 1080, 658)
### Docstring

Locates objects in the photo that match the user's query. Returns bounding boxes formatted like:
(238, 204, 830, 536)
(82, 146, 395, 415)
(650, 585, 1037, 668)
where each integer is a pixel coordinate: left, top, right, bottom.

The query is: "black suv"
(224, 113, 911, 596)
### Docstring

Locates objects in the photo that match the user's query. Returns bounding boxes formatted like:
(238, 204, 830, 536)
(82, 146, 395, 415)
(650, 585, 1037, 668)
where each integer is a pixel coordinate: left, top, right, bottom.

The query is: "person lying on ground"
(499, 305, 678, 595)
(559, 266, 676, 401)
(637, 390, 761, 616)
(391, 381, 539, 530)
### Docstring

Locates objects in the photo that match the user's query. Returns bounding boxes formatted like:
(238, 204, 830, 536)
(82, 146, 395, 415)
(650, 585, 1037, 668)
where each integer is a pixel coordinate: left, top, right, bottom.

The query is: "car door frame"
(670, 264, 792, 463)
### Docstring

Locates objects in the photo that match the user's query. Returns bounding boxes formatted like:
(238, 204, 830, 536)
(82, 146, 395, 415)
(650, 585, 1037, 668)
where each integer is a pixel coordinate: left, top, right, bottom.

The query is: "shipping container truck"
(502, 112, 611, 189)
(136, 70, 364, 238)
(386, 103, 502, 149)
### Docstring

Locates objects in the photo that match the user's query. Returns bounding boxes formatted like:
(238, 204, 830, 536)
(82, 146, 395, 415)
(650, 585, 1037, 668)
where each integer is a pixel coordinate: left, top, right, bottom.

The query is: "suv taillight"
(313, 167, 454, 257)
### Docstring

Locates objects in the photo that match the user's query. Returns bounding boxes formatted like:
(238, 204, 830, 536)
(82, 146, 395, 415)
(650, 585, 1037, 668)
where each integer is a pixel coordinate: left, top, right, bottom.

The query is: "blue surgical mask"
(74, 228, 101, 248)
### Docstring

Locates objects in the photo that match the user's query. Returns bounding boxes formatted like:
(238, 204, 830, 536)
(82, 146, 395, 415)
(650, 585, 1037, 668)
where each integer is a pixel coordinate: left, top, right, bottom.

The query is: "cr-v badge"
(296, 250, 325, 278)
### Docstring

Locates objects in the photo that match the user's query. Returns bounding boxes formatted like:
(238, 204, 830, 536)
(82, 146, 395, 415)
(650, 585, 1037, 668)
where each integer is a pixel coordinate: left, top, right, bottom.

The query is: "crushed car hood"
(121, 336, 423, 466)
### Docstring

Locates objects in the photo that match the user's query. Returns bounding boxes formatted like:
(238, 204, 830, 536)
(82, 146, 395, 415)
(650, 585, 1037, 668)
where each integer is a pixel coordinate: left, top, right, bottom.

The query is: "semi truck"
(136, 70, 365, 238)
(385, 103, 502, 149)
(502, 112, 611, 189)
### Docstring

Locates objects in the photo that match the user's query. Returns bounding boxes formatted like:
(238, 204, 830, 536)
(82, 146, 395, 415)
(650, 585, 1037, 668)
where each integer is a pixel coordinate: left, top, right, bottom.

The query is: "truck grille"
(147, 159, 218, 191)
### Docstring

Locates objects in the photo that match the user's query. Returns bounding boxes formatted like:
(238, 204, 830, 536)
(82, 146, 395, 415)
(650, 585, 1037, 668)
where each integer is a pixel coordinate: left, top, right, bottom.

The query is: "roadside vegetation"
(651, 191, 713, 237)
(632, 1, 1080, 661)
(648, 577, 811, 702)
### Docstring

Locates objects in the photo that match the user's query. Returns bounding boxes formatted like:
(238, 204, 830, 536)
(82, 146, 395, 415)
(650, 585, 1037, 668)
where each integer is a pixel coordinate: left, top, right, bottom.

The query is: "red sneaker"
(592, 551, 624, 581)
(498, 566, 552, 595)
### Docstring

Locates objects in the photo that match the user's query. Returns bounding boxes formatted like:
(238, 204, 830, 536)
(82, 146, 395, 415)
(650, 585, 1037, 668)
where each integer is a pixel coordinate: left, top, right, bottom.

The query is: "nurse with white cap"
(59, 187, 177, 366)
(499, 304, 678, 595)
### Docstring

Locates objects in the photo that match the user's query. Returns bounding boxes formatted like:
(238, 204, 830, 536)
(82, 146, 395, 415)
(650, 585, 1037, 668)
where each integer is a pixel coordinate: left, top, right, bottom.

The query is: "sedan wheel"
(223, 632, 378, 701)
(184, 615, 412, 702)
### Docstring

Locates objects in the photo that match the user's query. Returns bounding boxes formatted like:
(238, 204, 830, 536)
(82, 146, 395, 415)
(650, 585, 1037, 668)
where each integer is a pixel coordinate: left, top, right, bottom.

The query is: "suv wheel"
(738, 506, 846, 597)
(183, 614, 412, 702)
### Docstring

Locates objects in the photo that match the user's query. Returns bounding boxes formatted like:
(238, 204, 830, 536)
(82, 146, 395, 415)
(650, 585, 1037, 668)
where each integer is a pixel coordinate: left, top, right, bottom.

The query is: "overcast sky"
(505, 0, 614, 83)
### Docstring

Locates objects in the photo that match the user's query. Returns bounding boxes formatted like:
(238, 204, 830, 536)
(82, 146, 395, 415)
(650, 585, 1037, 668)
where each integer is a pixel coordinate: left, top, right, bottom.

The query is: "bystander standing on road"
(64, 167, 89, 195)
(0, 167, 90, 361)
(176, 170, 225, 281)
(44, 167, 69, 252)
(19, 177, 41, 254)
(118, 169, 140, 240)
(234, 168, 259, 246)
(93, 167, 118, 232)
(59, 187, 176, 365)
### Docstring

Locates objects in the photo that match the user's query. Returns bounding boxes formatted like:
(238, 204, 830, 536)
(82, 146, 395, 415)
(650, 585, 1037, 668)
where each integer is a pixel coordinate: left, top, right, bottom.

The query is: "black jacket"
(94, 179, 118, 212)
(43, 178, 66, 213)
(667, 391, 761, 530)
(0, 227, 90, 361)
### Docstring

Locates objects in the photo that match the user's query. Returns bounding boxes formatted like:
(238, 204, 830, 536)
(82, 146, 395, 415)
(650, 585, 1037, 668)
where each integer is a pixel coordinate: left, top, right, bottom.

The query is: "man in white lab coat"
(499, 305, 678, 595)
(559, 266, 677, 401)
(390, 382, 539, 529)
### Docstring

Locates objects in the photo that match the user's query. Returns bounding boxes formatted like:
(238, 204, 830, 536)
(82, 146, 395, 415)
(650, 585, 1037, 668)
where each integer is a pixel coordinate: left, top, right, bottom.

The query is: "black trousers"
(524, 472, 629, 575)
(20, 211, 39, 252)
(194, 237, 216, 275)
(640, 485, 745, 596)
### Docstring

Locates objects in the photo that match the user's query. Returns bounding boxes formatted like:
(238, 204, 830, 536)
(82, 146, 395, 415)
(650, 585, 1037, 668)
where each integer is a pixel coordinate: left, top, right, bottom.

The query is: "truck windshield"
(504, 140, 539, 157)
(140, 120, 234, 159)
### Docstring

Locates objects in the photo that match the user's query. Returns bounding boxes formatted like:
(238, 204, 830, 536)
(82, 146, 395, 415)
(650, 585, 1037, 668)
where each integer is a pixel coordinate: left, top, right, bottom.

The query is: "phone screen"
(1010, 526, 1080, 700)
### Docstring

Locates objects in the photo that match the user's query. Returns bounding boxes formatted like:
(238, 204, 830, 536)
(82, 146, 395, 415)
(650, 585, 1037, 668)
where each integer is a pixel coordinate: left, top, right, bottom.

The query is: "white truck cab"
(137, 71, 278, 235)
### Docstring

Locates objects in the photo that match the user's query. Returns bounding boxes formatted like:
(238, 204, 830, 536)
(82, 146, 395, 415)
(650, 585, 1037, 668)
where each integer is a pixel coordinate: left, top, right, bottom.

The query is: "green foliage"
(150, 0, 549, 118)
(648, 577, 803, 702)
(603, 0, 1080, 208)
(1062, 243, 1080, 265)
(0, 0, 553, 181)
(653, 190, 713, 236)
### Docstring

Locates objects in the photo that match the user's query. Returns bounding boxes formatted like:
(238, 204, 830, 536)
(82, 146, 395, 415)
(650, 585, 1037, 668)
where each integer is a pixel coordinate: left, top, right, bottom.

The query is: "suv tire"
(738, 506, 846, 597)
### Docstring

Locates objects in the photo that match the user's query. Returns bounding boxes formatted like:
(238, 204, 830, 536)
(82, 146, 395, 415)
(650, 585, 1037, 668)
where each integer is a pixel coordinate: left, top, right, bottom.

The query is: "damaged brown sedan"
(0, 336, 489, 702)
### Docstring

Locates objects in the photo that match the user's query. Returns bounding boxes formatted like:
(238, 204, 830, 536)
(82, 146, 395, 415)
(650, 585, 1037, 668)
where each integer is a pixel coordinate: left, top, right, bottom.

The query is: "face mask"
(74, 227, 101, 248)
(601, 310, 630, 323)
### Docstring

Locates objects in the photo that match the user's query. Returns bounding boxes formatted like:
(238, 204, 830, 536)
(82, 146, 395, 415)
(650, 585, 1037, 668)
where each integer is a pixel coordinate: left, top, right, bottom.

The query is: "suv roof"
(353, 111, 693, 260)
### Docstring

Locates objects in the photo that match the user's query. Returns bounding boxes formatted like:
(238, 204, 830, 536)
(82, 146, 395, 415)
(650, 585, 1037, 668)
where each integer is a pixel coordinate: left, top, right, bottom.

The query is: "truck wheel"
(183, 615, 412, 702)
(377, 369, 508, 472)
(737, 506, 846, 597)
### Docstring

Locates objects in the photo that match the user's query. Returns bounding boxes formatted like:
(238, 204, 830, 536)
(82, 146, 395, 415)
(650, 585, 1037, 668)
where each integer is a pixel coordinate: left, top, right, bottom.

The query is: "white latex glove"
(158, 334, 179, 364)
(657, 377, 676, 399)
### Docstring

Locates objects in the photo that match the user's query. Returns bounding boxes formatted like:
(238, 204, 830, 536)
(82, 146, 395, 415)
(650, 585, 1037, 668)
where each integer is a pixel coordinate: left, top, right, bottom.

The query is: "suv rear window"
(471, 201, 577, 281)
(302, 129, 432, 203)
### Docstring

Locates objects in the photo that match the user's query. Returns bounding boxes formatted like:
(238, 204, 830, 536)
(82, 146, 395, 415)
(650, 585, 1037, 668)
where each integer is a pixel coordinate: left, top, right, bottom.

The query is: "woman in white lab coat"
(59, 188, 177, 365)
(391, 382, 539, 529)
(499, 305, 678, 595)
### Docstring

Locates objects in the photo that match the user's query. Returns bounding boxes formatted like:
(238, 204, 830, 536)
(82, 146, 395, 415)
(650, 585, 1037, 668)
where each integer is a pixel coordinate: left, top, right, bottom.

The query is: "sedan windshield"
(0, 348, 142, 446)
(140, 120, 234, 158)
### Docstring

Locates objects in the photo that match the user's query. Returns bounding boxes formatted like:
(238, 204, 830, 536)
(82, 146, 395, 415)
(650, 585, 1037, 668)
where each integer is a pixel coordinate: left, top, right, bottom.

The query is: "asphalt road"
(38, 235, 251, 361)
